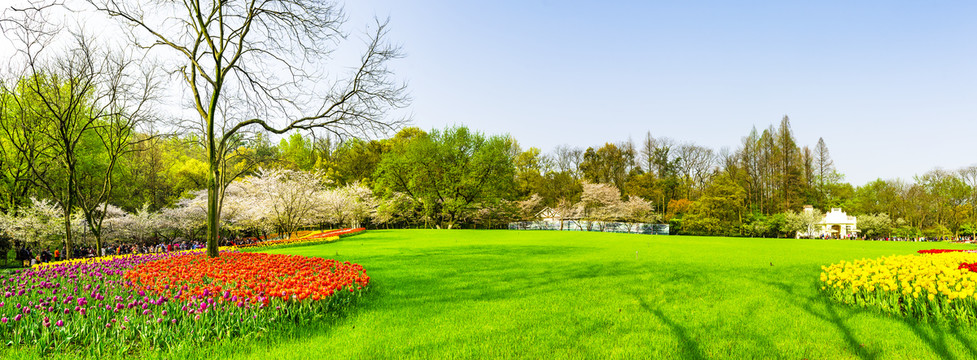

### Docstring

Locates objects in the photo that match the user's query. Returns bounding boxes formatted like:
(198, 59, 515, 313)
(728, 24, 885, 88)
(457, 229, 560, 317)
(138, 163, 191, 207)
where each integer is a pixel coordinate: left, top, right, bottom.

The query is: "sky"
(338, 0, 977, 186)
(1, 1, 975, 186)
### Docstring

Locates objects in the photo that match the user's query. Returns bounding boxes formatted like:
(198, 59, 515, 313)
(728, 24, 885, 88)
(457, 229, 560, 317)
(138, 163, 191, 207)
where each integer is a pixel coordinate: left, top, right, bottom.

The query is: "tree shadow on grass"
(758, 278, 878, 360)
(372, 254, 639, 308)
(757, 270, 977, 360)
(630, 291, 708, 360)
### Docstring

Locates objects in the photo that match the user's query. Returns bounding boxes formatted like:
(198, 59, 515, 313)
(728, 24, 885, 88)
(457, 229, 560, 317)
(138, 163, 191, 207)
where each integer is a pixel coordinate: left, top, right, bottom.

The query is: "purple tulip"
(55, 319, 64, 327)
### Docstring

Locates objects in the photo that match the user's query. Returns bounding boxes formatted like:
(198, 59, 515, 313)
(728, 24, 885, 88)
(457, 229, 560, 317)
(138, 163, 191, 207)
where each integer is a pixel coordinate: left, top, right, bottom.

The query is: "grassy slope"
(199, 229, 977, 360)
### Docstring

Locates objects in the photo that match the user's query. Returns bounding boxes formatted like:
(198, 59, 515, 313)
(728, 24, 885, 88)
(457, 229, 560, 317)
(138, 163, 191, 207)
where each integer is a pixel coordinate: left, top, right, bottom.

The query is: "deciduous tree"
(88, 0, 408, 257)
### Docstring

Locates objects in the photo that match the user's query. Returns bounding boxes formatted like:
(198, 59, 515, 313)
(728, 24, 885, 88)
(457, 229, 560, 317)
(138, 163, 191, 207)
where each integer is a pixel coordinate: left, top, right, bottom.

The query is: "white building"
(799, 206, 858, 239)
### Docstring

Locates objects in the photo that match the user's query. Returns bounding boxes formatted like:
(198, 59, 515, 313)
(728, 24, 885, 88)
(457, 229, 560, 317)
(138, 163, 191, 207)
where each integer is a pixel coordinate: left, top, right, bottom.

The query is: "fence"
(507, 220, 669, 235)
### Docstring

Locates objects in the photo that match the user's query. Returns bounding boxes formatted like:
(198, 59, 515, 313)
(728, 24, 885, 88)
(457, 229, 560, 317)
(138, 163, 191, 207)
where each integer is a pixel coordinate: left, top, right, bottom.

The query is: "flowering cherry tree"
(242, 169, 325, 237)
(0, 198, 67, 248)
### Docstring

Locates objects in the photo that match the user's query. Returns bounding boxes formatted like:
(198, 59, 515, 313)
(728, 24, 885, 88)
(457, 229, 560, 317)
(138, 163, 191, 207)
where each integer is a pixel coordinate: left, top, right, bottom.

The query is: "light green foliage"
(536, 170, 582, 208)
(375, 126, 515, 228)
(324, 138, 388, 187)
(512, 146, 549, 198)
(579, 142, 635, 193)
(682, 174, 746, 236)
(277, 133, 316, 171)
(859, 213, 894, 239)
(783, 208, 823, 238)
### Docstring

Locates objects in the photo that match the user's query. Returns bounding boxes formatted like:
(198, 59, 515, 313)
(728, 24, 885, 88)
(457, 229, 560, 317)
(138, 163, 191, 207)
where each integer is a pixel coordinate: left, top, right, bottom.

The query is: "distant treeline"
(2, 102, 975, 243)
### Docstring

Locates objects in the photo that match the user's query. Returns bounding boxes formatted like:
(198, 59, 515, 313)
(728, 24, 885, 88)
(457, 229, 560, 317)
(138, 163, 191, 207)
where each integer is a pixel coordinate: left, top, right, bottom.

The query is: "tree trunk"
(63, 171, 75, 260)
(206, 148, 220, 258)
(62, 202, 73, 260)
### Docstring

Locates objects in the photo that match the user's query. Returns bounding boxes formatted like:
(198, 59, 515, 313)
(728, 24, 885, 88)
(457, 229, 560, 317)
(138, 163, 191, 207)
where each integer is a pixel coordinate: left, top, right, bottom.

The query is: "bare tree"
(675, 143, 715, 200)
(86, 0, 409, 257)
(1, 5, 158, 257)
(640, 131, 656, 175)
(553, 144, 583, 177)
(650, 136, 677, 179)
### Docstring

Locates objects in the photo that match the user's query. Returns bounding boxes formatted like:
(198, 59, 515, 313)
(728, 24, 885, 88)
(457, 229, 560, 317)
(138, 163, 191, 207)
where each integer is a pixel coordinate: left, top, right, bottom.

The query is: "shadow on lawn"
(631, 292, 707, 360)
(369, 244, 637, 308)
(759, 270, 977, 360)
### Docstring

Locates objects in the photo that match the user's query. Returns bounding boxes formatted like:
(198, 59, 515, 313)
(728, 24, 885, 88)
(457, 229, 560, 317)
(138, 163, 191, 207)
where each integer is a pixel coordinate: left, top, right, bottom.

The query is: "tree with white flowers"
(243, 169, 325, 238)
(579, 183, 623, 231)
(341, 183, 378, 228)
(105, 204, 159, 244)
(158, 193, 208, 241)
(0, 198, 67, 249)
(374, 192, 419, 228)
(620, 196, 655, 232)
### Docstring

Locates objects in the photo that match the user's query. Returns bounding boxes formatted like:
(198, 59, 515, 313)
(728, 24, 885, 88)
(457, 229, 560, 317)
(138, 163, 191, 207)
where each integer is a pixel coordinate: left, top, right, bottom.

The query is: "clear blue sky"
(343, 1, 977, 186)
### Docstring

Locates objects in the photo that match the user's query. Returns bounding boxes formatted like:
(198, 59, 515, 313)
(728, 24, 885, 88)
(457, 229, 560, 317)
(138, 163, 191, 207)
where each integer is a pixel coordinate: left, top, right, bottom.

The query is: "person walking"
(16, 245, 28, 267)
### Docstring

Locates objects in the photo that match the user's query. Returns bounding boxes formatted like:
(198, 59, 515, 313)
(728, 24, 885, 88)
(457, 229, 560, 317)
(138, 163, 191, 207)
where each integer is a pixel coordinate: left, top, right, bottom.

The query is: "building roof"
(820, 208, 856, 225)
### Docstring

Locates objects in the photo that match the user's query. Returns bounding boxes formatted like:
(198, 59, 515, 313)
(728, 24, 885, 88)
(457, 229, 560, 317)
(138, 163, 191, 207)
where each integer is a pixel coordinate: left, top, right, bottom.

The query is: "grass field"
(8, 230, 977, 359)
(213, 230, 974, 359)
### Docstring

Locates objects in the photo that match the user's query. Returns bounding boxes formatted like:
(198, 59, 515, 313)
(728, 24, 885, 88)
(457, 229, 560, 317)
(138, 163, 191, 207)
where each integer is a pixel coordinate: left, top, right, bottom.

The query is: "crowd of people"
(11, 238, 250, 267)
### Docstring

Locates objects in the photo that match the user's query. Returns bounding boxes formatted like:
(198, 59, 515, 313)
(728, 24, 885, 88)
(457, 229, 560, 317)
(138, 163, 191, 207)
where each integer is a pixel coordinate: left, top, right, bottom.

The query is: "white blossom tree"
(244, 168, 325, 237)
(620, 196, 655, 232)
(342, 183, 377, 228)
(579, 182, 623, 231)
(553, 198, 581, 231)
(374, 192, 418, 228)
(158, 192, 208, 241)
(105, 204, 160, 244)
(0, 198, 67, 249)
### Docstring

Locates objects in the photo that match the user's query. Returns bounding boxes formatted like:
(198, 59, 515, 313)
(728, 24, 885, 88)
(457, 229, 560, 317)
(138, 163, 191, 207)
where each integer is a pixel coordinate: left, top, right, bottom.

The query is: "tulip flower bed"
(0, 250, 369, 356)
(125, 252, 370, 303)
(917, 249, 977, 254)
(820, 251, 977, 323)
(31, 246, 239, 270)
(239, 228, 366, 250)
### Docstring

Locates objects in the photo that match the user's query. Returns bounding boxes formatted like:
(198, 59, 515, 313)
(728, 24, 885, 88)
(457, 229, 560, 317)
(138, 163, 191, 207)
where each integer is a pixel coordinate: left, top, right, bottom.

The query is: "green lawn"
(208, 230, 975, 359)
(10, 230, 977, 359)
